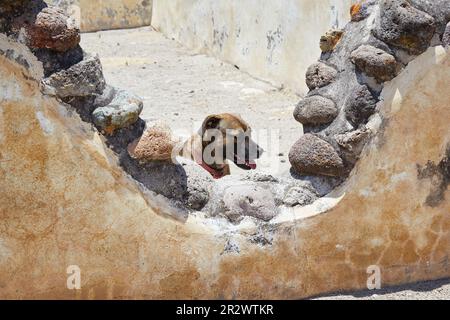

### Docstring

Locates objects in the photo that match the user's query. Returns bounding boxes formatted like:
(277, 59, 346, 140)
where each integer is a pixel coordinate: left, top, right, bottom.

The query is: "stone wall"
(45, 0, 152, 32)
(152, 0, 354, 95)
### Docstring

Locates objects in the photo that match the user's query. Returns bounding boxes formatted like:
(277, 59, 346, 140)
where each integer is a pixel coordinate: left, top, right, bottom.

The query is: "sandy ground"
(81, 26, 300, 175)
(313, 278, 450, 300)
(81, 27, 450, 300)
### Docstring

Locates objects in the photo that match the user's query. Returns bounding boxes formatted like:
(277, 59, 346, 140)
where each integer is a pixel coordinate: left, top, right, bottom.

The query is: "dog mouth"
(233, 153, 257, 170)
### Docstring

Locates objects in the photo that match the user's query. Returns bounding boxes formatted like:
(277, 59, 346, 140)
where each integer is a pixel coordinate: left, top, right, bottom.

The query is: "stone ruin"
(0, 0, 449, 298)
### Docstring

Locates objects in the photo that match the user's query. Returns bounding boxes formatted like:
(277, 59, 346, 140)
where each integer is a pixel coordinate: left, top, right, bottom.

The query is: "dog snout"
(256, 145, 264, 158)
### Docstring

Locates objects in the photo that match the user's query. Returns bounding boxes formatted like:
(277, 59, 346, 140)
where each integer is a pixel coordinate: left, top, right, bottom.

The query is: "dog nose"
(256, 145, 264, 158)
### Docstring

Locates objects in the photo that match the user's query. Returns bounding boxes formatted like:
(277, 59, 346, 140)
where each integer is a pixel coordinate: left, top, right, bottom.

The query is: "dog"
(177, 113, 264, 179)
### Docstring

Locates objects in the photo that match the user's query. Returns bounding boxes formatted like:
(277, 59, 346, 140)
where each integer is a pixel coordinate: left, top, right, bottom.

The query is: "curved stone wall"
(1, 29, 449, 298)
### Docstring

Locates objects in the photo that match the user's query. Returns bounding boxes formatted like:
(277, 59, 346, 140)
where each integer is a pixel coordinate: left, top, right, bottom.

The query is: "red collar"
(200, 161, 226, 179)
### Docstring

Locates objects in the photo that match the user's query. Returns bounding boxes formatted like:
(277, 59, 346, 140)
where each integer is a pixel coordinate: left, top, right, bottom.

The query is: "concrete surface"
(152, 0, 354, 95)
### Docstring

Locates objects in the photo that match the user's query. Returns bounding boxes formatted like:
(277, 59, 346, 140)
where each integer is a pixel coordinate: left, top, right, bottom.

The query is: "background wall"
(151, 0, 354, 95)
(46, 0, 153, 32)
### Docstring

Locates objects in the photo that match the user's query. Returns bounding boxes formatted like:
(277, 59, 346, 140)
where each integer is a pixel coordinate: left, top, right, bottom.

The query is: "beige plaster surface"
(0, 34, 449, 298)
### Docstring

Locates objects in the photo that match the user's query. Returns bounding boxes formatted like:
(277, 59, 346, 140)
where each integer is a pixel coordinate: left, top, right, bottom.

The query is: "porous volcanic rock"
(0, 0, 44, 34)
(33, 45, 83, 77)
(351, 45, 400, 82)
(289, 134, 345, 177)
(13, 6, 80, 52)
(305, 62, 338, 90)
(294, 95, 338, 125)
(344, 84, 378, 126)
(409, 0, 450, 36)
(42, 53, 106, 98)
(373, 0, 436, 55)
(128, 124, 175, 162)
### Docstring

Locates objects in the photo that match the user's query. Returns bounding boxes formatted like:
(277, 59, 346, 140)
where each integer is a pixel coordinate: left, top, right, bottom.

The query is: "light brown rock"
(128, 124, 175, 162)
(320, 29, 344, 52)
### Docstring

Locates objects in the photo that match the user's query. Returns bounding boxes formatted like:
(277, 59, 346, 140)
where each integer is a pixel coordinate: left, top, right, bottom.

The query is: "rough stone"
(92, 88, 143, 135)
(93, 85, 116, 108)
(335, 128, 371, 163)
(13, 6, 80, 52)
(128, 124, 175, 162)
(289, 134, 345, 177)
(294, 95, 338, 126)
(320, 29, 344, 52)
(42, 54, 106, 98)
(373, 0, 436, 55)
(183, 159, 214, 210)
(32, 45, 83, 77)
(443, 22, 450, 47)
(222, 184, 278, 222)
(283, 185, 318, 207)
(351, 45, 400, 83)
(305, 62, 338, 90)
(120, 156, 214, 212)
(409, 0, 450, 36)
(0, 0, 44, 34)
(344, 85, 378, 126)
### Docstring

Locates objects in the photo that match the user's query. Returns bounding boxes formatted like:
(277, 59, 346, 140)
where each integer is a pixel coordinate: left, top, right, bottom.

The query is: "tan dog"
(177, 113, 263, 179)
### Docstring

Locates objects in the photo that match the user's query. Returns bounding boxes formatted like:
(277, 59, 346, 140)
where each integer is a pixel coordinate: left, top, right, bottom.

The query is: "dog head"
(200, 113, 263, 171)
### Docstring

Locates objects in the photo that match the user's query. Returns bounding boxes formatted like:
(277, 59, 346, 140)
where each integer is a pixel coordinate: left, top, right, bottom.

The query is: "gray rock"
(0, 0, 45, 34)
(32, 45, 84, 77)
(92, 88, 143, 134)
(222, 184, 278, 222)
(289, 134, 345, 177)
(93, 85, 116, 108)
(42, 54, 106, 98)
(305, 62, 338, 90)
(183, 160, 214, 210)
(350, 45, 400, 83)
(241, 171, 279, 183)
(294, 95, 338, 126)
(373, 0, 436, 55)
(409, 0, 450, 36)
(287, 173, 344, 197)
(344, 84, 378, 125)
(335, 127, 371, 164)
(283, 184, 318, 207)
(119, 156, 214, 211)
(443, 22, 450, 47)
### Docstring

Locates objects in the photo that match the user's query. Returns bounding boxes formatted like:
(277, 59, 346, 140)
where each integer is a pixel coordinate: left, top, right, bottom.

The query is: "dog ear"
(202, 115, 222, 133)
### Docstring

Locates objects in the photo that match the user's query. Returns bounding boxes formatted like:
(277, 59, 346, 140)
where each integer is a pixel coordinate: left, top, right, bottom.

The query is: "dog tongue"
(246, 160, 257, 170)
